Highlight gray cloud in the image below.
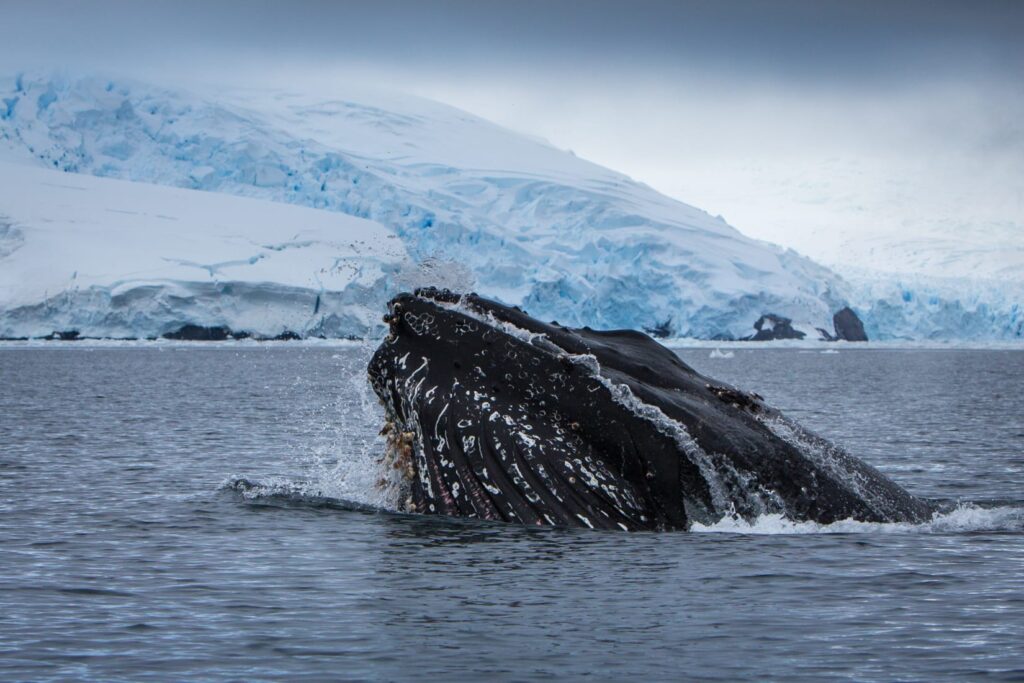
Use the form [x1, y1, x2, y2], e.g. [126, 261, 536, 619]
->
[3, 0, 1022, 87]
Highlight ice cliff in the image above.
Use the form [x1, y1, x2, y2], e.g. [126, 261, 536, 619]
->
[0, 161, 407, 339]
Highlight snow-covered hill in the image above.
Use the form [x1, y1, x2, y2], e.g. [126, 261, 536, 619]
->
[0, 72, 1016, 341]
[0, 73, 854, 340]
[0, 161, 407, 339]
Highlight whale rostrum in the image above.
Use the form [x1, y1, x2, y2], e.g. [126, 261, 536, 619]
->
[367, 288, 934, 531]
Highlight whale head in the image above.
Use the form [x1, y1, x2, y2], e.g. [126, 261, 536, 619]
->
[367, 288, 933, 530]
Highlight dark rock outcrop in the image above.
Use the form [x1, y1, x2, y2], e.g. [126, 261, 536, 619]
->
[162, 324, 233, 341]
[833, 307, 868, 341]
[745, 314, 805, 341]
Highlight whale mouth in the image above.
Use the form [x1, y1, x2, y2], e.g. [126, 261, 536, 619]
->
[367, 288, 935, 531]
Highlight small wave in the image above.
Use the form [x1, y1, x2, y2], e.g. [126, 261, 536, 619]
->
[220, 476, 314, 498]
[690, 503, 1023, 535]
[218, 476, 382, 513]
[220, 479, 1022, 536]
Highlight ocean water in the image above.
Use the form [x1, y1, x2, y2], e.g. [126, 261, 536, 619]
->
[1, 345, 1022, 681]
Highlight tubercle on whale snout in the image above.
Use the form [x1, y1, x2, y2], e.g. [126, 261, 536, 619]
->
[368, 290, 936, 531]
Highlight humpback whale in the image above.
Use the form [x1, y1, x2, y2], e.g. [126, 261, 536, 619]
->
[368, 288, 934, 531]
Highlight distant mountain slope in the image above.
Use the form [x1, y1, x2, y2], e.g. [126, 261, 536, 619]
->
[0, 73, 852, 339]
[0, 161, 406, 339]
[711, 162, 1024, 340]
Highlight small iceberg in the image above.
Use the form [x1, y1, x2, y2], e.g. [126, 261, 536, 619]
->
[709, 348, 735, 359]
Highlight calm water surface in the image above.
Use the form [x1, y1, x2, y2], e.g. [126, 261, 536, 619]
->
[1, 345, 1022, 681]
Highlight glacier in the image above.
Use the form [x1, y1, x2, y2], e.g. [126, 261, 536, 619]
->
[0, 73, 857, 340]
[0, 161, 410, 339]
[0, 72, 1017, 341]
[842, 269, 1023, 342]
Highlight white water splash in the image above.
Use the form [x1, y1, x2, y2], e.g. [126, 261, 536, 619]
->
[435, 295, 551, 346]
[252, 341, 403, 512]
[394, 257, 477, 295]
[559, 352, 783, 521]
[310, 348, 403, 511]
[756, 413, 878, 510]
[690, 503, 1024, 535]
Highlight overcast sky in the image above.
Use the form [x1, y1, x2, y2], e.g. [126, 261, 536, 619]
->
[4, 0, 1022, 274]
